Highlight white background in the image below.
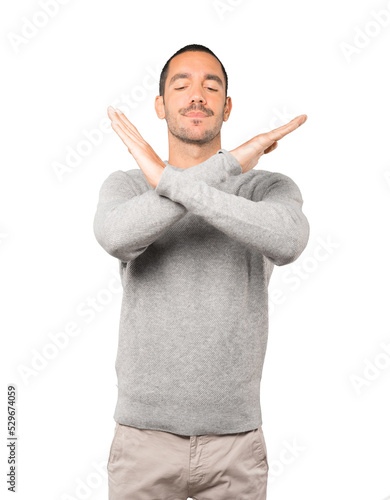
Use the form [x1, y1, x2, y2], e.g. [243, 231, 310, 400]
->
[1, 0, 390, 499]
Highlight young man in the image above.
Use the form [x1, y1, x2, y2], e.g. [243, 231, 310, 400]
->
[93, 44, 309, 499]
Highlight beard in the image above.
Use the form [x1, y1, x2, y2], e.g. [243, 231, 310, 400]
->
[164, 108, 224, 145]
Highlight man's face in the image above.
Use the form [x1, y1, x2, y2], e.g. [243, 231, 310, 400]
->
[157, 51, 231, 145]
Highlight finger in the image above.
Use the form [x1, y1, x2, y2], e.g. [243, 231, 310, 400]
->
[110, 118, 136, 151]
[267, 114, 307, 142]
[115, 108, 142, 136]
[107, 106, 142, 139]
[107, 106, 120, 121]
[272, 114, 307, 138]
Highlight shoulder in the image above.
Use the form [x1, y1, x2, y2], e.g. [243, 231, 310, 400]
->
[100, 168, 150, 193]
[123, 168, 150, 185]
[249, 168, 298, 185]
[246, 169, 303, 202]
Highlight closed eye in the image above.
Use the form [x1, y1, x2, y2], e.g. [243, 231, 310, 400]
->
[175, 87, 218, 91]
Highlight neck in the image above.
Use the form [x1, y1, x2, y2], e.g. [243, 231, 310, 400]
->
[167, 132, 222, 169]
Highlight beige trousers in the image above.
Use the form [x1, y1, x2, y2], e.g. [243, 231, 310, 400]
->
[107, 422, 269, 499]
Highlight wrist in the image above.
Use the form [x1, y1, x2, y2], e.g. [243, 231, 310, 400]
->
[152, 167, 165, 190]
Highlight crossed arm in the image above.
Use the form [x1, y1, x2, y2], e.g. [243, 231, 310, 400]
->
[93, 107, 309, 265]
[93, 149, 243, 261]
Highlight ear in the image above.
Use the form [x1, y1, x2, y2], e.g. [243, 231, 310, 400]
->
[155, 95, 165, 119]
[223, 96, 232, 122]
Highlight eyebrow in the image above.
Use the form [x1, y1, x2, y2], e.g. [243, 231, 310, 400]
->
[168, 72, 223, 88]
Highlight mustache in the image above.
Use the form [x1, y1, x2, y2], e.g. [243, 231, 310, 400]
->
[182, 106, 213, 116]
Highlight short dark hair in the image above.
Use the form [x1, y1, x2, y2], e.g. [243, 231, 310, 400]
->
[159, 44, 228, 101]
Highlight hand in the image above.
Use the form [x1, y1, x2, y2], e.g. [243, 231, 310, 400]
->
[107, 106, 165, 188]
[229, 114, 307, 173]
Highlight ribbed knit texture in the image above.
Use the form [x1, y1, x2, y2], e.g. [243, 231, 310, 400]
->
[93, 149, 310, 435]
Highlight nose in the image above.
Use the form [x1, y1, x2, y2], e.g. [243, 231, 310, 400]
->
[189, 89, 206, 105]
[191, 95, 205, 103]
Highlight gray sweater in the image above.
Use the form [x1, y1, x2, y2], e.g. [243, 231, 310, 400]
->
[93, 149, 310, 436]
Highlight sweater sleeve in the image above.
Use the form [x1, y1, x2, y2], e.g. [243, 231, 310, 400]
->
[155, 166, 310, 266]
[93, 149, 242, 262]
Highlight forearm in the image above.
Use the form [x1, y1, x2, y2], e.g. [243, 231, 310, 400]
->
[155, 167, 310, 266]
[93, 149, 242, 261]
